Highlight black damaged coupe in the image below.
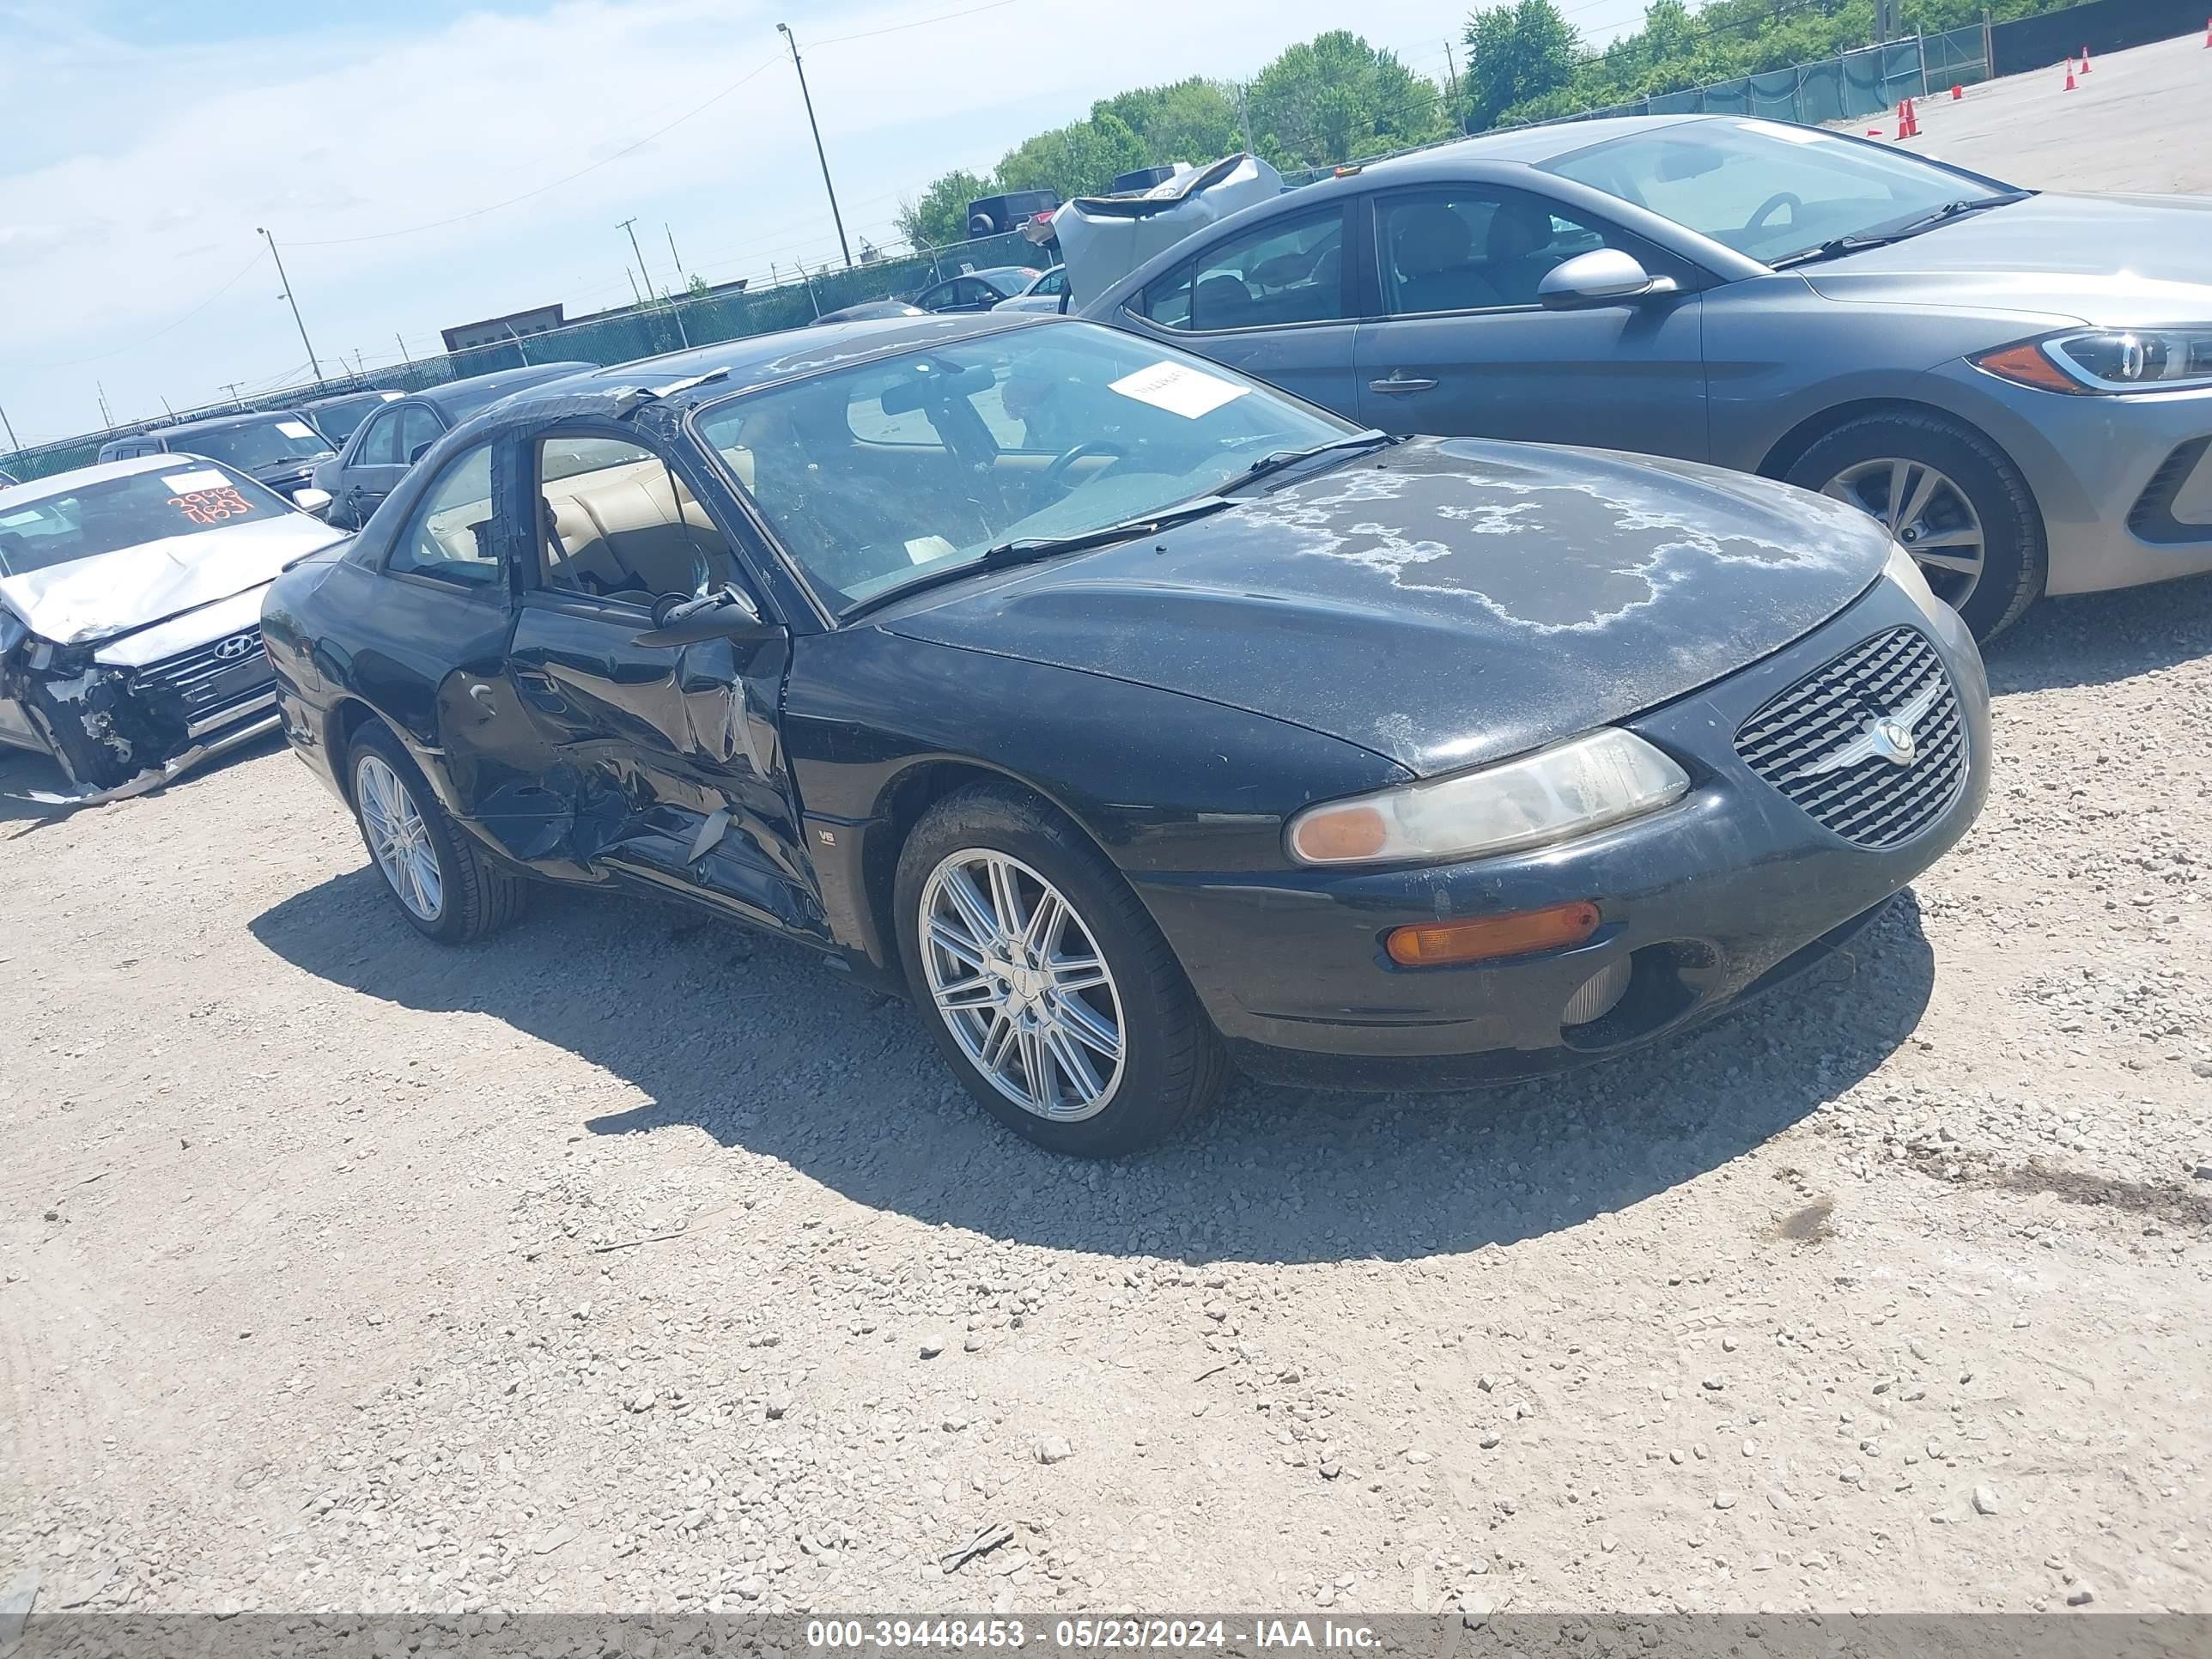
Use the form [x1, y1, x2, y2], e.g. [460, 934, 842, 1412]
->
[262, 314, 1990, 1155]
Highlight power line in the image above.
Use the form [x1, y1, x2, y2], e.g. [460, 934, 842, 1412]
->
[810, 0, 1024, 48]
[22, 247, 266, 370]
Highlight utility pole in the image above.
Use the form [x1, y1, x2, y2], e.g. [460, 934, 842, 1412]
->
[1443, 40, 1468, 134]
[617, 217, 656, 300]
[352, 349, 367, 376]
[160, 395, 176, 417]
[222, 381, 244, 407]
[96, 381, 114, 428]
[776, 23, 854, 270]
[665, 223, 688, 287]
[258, 227, 326, 386]
[1236, 82, 1255, 154]
[626, 266, 645, 309]
[0, 399, 21, 453]
[394, 333, 413, 367]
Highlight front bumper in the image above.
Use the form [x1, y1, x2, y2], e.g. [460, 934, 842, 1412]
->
[1929, 362, 2212, 596]
[1128, 574, 1990, 1090]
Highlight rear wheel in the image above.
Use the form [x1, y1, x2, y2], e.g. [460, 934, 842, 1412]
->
[347, 723, 524, 943]
[894, 784, 1227, 1157]
[1786, 411, 2045, 641]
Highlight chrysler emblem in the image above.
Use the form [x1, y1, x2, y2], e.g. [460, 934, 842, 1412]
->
[1869, 716, 1917, 767]
[1800, 682, 1942, 776]
[213, 632, 260, 662]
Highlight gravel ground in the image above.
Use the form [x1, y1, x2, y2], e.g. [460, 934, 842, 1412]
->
[3, 569, 2209, 1619]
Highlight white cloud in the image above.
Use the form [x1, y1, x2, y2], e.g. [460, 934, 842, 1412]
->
[1, 0, 1468, 441]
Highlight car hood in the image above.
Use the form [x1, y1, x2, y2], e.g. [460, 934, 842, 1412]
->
[0, 512, 348, 649]
[880, 437, 1889, 776]
[1801, 193, 2212, 326]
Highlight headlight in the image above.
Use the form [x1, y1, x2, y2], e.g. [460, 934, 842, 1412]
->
[1974, 327, 2212, 394]
[1287, 728, 1689, 867]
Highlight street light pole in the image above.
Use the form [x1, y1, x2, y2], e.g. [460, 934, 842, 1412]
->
[258, 227, 326, 386]
[0, 398, 20, 453]
[617, 217, 655, 300]
[776, 22, 854, 270]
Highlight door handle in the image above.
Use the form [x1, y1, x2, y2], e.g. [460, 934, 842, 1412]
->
[1368, 374, 1438, 394]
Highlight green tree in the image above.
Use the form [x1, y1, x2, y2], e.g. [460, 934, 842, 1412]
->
[895, 168, 992, 248]
[996, 112, 1152, 198]
[1095, 77, 1245, 166]
[1246, 31, 1453, 169]
[1461, 0, 1581, 132]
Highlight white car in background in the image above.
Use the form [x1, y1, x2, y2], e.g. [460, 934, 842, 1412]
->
[0, 456, 347, 803]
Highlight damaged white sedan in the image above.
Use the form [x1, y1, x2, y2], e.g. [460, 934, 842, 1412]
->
[0, 456, 348, 802]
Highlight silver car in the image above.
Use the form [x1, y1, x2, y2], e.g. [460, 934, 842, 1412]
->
[1082, 116, 2212, 639]
[994, 265, 1070, 313]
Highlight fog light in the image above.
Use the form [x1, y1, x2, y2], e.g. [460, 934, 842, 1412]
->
[1384, 901, 1601, 967]
[1562, 957, 1632, 1026]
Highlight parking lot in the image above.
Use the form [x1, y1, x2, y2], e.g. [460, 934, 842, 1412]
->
[6, 29, 2212, 1629]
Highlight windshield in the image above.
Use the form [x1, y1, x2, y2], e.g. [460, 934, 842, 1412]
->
[173, 416, 335, 472]
[1545, 118, 2014, 266]
[0, 465, 287, 578]
[309, 393, 398, 445]
[690, 320, 1354, 615]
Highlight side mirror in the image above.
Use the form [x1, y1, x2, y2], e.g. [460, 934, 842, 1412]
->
[633, 586, 778, 647]
[408, 441, 435, 465]
[1538, 249, 1678, 311]
[290, 487, 334, 520]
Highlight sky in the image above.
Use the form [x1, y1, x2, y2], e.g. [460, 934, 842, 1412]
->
[0, 0, 1652, 448]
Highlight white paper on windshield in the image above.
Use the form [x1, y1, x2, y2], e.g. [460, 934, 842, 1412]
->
[163, 468, 230, 494]
[1109, 361, 1249, 421]
[276, 420, 316, 438]
[0, 509, 40, 527]
[904, 534, 958, 566]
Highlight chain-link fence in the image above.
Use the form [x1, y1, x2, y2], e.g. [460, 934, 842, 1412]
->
[2, 228, 1040, 483]
[1571, 27, 1990, 127]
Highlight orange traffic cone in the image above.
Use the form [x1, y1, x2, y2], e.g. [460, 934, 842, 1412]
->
[1951, 83, 1964, 100]
[1896, 99, 1911, 137]
[2080, 44, 2092, 71]
[2063, 58, 2077, 90]
[1866, 126, 1882, 137]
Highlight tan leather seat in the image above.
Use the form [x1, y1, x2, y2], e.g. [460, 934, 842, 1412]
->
[544, 456, 732, 597]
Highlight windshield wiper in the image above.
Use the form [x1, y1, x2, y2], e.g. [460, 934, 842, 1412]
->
[842, 497, 1236, 620]
[1227, 429, 1401, 492]
[1770, 191, 2032, 270]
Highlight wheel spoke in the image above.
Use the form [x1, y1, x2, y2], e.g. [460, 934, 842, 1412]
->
[978, 1012, 1018, 1074]
[1014, 1024, 1049, 1107]
[985, 857, 1025, 940]
[1054, 992, 1123, 1064]
[1048, 956, 1109, 994]
[934, 973, 1000, 1011]
[927, 917, 989, 973]
[1882, 460, 1911, 530]
[1910, 527, 1982, 550]
[1914, 549, 1983, 574]
[1024, 890, 1065, 957]
[939, 868, 1001, 952]
[1897, 464, 1942, 535]
[1044, 1022, 1105, 1104]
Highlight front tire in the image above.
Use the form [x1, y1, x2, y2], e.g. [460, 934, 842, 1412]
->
[347, 723, 524, 944]
[893, 783, 1227, 1157]
[1786, 410, 2045, 641]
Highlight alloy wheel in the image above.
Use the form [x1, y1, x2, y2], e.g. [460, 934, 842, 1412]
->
[918, 850, 1126, 1122]
[356, 753, 445, 922]
[1823, 457, 1985, 609]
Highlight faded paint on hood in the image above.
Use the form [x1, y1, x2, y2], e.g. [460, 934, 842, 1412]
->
[0, 512, 347, 648]
[880, 437, 1889, 776]
[1802, 193, 2212, 327]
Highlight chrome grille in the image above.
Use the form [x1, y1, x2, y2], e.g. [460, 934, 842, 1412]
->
[137, 627, 270, 716]
[1734, 626, 1966, 850]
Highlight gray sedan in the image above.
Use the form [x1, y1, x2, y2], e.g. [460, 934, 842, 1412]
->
[1081, 116, 2212, 639]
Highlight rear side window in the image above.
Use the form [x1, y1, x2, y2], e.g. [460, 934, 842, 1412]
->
[357, 410, 403, 467]
[388, 441, 501, 588]
[1136, 208, 1347, 333]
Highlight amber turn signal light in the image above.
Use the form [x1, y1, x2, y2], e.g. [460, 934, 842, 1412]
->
[1971, 341, 2083, 394]
[1385, 901, 1601, 967]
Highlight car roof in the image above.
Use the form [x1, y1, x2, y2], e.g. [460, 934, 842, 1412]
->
[303, 387, 400, 409]
[0, 454, 185, 505]
[513, 313, 1042, 409]
[159, 408, 311, 438]
[1367, 113, 1703, 170]
[409, 361, 597, 410]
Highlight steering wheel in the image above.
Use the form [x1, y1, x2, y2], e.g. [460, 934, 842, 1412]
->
[1745, 191, 1803, 234]
[1040, 439, 1129, 494]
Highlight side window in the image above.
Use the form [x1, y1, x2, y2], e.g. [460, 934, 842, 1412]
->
[1137, 260, 1195, 330]
[1377, 188, 1676, 315]
[535, 435, 737, 603]
[388, 441, 502, 588]
[1036, 269, 1065, 296]
[1166, 209, 1349, 333]
[357, 410, 402, 467]
[916, 281, 953, 310]
[398, 405, 443, 465]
